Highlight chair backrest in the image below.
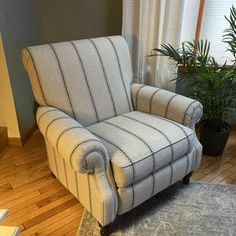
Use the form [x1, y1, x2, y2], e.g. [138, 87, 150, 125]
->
[22, 36, 133, 126]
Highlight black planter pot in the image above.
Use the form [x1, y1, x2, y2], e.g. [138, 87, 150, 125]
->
[200, 120, 231, 156]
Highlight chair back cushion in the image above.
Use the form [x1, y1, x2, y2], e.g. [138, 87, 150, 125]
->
[22, 36, 133, 126]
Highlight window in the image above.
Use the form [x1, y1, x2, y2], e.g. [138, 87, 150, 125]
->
[180, 0, 236, 65]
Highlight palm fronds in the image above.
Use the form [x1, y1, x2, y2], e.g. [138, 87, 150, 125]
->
[149, 5, 236, 126]
[223, 5, 236, 62]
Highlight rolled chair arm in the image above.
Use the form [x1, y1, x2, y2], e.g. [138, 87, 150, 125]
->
[131, 83, 203, 129]
[36, 106, 109, 174]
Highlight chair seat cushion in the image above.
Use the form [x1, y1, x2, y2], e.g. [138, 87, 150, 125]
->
[87, 111, 194, 187]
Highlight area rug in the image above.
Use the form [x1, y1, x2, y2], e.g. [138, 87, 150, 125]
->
[77, 182, 236, 236]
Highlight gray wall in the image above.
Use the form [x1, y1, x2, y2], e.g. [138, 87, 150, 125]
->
[35, 0, 122, 44]
[0, 0, 38, 137]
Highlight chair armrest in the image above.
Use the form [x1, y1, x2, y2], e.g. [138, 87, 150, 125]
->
[36, 106, 109, 174]
[131, 83, 203, 128]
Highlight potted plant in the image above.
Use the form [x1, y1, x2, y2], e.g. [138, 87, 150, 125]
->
[149, 6, 236, 156]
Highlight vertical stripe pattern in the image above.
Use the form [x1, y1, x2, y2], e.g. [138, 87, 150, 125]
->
[149, 89, 160, 113]
[89, 39, 117, 116]
[52, 148, 59, 178]
[165, 94, 178, 118]
[182, 101, 197, 124]
[70, 41, 99, 123]
[103, 120, 156, 197]
[24, 36, 133, 127]
[121, 114, 175, 186]
[185, 154, 190, 175]
[87, 110, 193, 189]
[49, 44, 76, 118]
[131, 84, 203, 129]
[26, 48, 47, 104]
[87, 174, 92, 214]
[63, 158, 69, 188]
[75, 172, 80, 200]
[156, 115, 191, 153]
[90, 132, 136, 209]
[23, 36, 204, 225]
[106, 36, 132, 111]
[135, 85, 145, 109]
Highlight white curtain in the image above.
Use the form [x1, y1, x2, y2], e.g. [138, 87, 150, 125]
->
[122, 0, 185, 91]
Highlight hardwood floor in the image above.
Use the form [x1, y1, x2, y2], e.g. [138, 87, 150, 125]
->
[0, 131, 82, 235]
[0, 130, 235, 235]
[192, 131, 236, 184]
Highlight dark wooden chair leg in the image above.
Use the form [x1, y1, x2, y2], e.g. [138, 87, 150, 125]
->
[99, 223, 112, 236]
[183, 171, 193, 185]
[99, 217, 118, 236]
[51, 171, 56, 179]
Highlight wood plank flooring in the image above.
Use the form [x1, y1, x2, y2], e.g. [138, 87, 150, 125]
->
[192, 131, 236, 184]
[0, 130, 235, 235]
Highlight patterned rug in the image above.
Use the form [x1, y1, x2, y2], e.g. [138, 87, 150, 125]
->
[77, 182, 236, 236]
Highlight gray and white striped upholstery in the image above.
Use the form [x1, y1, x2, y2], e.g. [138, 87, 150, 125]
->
[36, 106, 118, 226]
[22, 36, 203, 226]
[87, 111, 194, 187]
[131, 83, 203, 129]
[22, 36, 133, 127]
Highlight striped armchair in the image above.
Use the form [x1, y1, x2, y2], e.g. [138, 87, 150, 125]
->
[22, 36, 203, 229]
